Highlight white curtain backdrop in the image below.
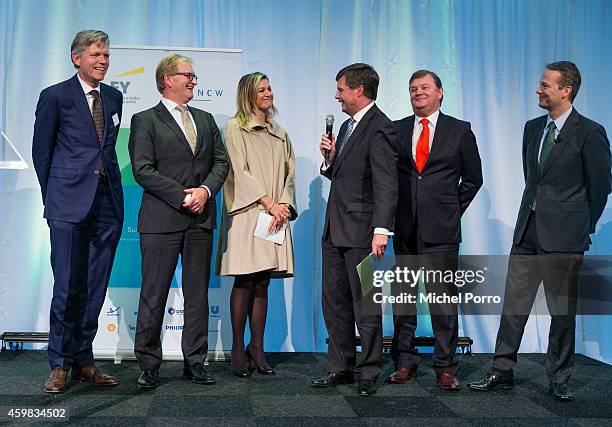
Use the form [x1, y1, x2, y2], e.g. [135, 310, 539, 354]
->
[1, 0, 611, 361]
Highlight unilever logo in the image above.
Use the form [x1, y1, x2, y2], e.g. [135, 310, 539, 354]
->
[210, 305, 220, 318]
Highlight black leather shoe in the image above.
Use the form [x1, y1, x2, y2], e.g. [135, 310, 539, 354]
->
[184, 363, 215, 385]
[245, 348, 275, 375]
[311, 371, 355, 388]
[137, 369, 159, 389]
[357, 379, 377, 397]
[550, 383, 574, 401]
[467, 371, 514, 391]
[231, 350, 251, 378]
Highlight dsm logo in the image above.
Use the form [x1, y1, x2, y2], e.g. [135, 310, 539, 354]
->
[210, 305, 220, 318]
[167, 306, 184, 316]
[107, 306, 120, 317]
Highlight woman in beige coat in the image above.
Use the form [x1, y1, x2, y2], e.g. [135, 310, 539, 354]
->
[216, 72, 297, 377]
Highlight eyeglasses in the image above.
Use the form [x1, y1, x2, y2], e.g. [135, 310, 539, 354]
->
[173, 72, 198, 81]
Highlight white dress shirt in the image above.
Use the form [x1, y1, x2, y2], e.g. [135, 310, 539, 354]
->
[77, 74, 100, 113]
[161, 97, 198, 139]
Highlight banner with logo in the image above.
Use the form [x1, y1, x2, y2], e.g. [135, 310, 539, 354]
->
[93, 46, 241, 361]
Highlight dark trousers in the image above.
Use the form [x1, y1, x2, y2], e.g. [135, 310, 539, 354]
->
[134, 222, 213, 370]
[391, 216, 459, 374]
[47, 180, 122, 370]
[493, 211, 581, 383]
[322, 236, 383, 381]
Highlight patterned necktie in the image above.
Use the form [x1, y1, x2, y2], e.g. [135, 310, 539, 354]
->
[539, 121, 557, 170]
[415, 118, 429, 173]
[90, 90, 106, 176]
[90, 90, 104, 143]
[176, 104, 197, 153]
[337, 118, 356, 156]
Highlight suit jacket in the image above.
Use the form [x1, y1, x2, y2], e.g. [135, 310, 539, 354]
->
[128, 101, 229, 233]
[394, 112, 482, 244]
[514, 108, 611, 252]
[322, 104, 398, 248]
[32, 74, 124, 222]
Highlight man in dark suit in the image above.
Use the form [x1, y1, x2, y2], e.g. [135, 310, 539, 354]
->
[468, 61, 611, 401]
[32, 30, 124, 393]
[388, 70, 482, 391]
[129, 54, 228, 389]
[312, 63, 398, 397]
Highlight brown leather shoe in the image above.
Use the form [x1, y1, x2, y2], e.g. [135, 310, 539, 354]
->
[72, 365, 119, 386]
[436, 372, 460, 391]
[44, 368, 68, 393]
[387, 367, 417, 384]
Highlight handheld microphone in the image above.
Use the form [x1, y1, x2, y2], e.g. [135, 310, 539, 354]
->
[325, 114, 334, 160]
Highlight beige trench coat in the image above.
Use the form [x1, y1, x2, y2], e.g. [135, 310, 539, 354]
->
[215, 116, 297, 277]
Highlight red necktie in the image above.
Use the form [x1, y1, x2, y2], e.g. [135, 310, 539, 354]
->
[415, 118, 429, 173]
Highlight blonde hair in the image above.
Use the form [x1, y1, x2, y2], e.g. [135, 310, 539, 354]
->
[235, 72, 277, 129]
[155, 53, 192, 94]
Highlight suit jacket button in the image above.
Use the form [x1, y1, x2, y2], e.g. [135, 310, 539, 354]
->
[417, 175, 422, 180]
[94, 170, 99, 175]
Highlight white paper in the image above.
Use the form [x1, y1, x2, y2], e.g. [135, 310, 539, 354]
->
[112, 113, 120, 126]
[254, 212, 287, 245]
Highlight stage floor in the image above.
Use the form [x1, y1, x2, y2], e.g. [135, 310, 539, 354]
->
[0, 350, 610, 425]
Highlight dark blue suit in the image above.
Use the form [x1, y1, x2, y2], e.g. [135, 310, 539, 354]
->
[32, 74, 123, 370]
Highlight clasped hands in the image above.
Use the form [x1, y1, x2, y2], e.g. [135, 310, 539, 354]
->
[267, 203, 290, 234]
[182, 187, 208, 215]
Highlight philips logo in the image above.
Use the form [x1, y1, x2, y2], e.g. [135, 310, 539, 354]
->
[165, 325, 184, 331]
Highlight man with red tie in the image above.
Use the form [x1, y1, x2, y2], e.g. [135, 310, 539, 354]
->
[388, 70, 482, 390]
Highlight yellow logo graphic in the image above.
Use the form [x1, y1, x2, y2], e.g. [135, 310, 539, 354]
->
[107, 323, 117, 332]
[115, 67, 144, 77]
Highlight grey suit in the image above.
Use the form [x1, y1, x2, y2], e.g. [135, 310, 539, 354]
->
[493, 108, 611, 383]
[129, 101, 228, 369]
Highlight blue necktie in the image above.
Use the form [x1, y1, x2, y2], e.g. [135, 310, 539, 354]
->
[337, 118, 356, 155]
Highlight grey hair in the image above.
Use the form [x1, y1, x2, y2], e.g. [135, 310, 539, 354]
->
[70, 30, 109, 68]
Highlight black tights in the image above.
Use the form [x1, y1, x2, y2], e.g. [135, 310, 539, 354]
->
[230, 271, 271, 369]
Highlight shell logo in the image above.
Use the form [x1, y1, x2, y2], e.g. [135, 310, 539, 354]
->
[107, 323, 117, 332]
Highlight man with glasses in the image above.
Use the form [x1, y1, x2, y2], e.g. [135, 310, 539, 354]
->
[129, 53, 228, 389]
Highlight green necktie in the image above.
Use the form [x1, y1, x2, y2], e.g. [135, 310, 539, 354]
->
[539, 121, 557, 170]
